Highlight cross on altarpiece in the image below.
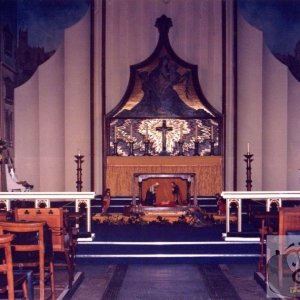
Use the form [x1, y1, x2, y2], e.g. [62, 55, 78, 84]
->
[156, 120, 173, 156]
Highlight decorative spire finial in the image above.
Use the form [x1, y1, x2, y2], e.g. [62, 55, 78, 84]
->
[155, 15, 173, 36]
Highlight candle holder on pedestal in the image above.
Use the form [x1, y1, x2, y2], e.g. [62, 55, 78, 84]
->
[0, 139, 7, 191]
[111, 140, 119, 156]
[178, 140, 184, 156]
[194, 141, 200, 156]
[210, 139, 215, 156]
[128, 141, 135, 156]
[244, 152, 253, 191]
[0, 139, 7, 163]
[74, 153, 84, 192]
[143, 140, 151, 156]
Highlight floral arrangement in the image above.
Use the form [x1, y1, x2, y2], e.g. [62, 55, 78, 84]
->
[92, 207, 213, 227]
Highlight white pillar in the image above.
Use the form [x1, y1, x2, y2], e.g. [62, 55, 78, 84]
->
[64, 9, 91, 191]
[262, 44, 288, 190]
[237, 14, 263, 190]
[38, 46, 65, 191]
[287, 72, 300, 189]
[15, 72, 40, 190]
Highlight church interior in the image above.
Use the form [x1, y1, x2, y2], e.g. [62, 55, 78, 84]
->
[1, 0, 300, 298]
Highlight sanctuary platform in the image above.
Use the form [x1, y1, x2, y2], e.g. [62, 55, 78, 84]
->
[77, 198, 259, 267]
[76, 221, 260, 266]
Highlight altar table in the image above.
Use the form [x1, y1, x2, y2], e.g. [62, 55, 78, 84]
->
[106, 156, 222, 197]
[221, 191, 300, 233]
[0, 192, 96, 232]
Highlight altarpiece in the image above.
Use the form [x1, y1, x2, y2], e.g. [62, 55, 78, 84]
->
[105, 15, 223, 203]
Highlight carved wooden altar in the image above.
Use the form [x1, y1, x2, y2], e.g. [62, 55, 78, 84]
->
[106, 156, 222, 197]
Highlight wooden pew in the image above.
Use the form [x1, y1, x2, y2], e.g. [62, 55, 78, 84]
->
[257, 207, 300, 276]
[14, 208, 77, 288]
[279, 206, 300, 235]
[271, 207, 300, 292]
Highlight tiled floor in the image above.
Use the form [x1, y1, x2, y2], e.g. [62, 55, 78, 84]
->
[70, 263, 267, 300]
[118, 265, 209, 300]
[71, 219, 266, 299]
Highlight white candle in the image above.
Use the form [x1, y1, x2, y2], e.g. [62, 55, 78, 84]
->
[130, 125, 133, 139]
[195, 126, 198, 139]
[180, 125, 183, 139]
[211, 126, 214, 140]
[247, 143, 250, 154]
[78, 149, 81, 156]
[114, 126, 117, 142]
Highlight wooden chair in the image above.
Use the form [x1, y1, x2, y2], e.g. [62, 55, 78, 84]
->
[254, 211, 279, 274]
[0, 221, 55, 300]
[15, 208, 77, 288]
[0, 234, 29, 299]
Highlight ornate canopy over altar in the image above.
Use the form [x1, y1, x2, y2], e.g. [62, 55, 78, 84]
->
[104, 15, 223, 197]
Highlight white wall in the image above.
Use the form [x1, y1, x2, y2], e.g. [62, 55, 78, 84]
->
[14, 72, 40, 189]
[287, 73, 300, 190]
[64, 9, 91, 191]
[15, 9, 91, 192]
[237, 14, 263, 190]
[38, 45, 65, 191]
[262, 44, 288, 190]
[237, 12, 300, 191]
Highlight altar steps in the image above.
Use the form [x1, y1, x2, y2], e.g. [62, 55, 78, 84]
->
[74, 197, 272, 265]
[76, 241, 260, 265]
[76, 223, 260, 265]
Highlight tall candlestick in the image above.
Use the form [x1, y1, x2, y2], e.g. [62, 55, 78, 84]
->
[180, 125, 183, 140]
[244, 151, 253, 191]
[211, 126, 214, 140]
[75, 152, 84, 191]
[145, 124, 148, 140]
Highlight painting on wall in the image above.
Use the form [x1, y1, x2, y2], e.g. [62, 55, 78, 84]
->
[239, 0, 300, 82]
[0, 0, 91, 87]
[114, 55, 214, 119]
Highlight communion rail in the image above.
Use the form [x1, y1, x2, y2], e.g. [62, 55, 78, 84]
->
[221, 191, 300, 233]
[0, 192, 96, 232]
